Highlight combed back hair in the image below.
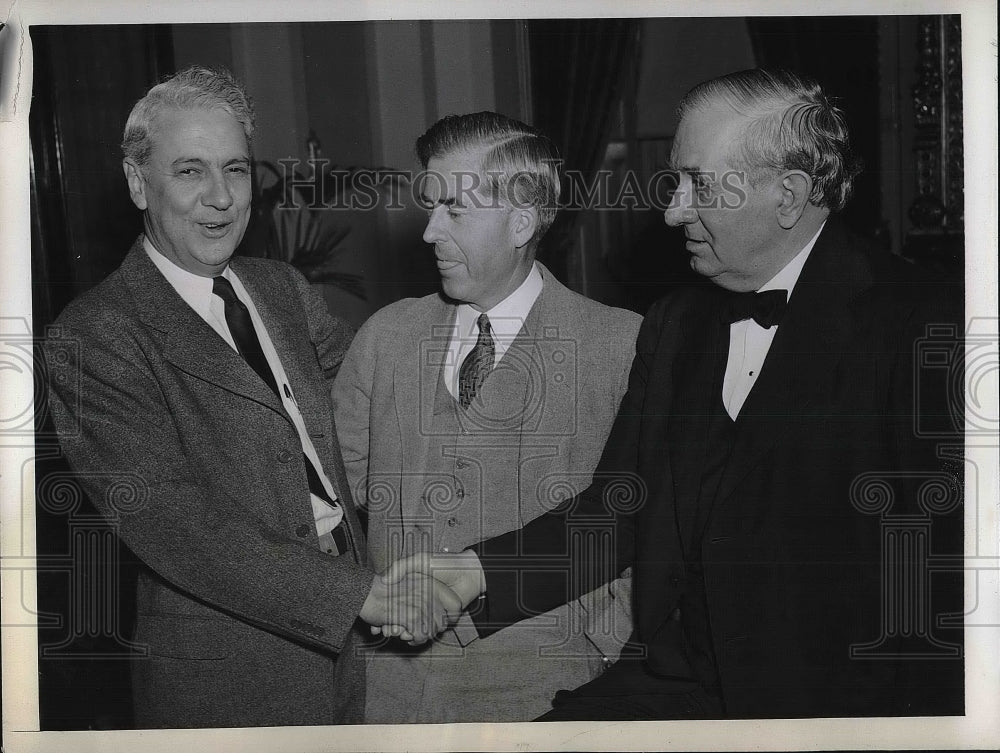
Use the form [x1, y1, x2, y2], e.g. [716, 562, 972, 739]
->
[416, 111, 562, 242]
[678, 69, 860, 212]
[121, 65, 254, 166]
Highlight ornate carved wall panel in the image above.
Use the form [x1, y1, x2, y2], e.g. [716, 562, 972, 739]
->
[905, 15, 964, 271]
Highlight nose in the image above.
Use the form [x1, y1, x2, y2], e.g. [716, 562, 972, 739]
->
[202, 169, 234, 211]
[422, 205, 446, 244]
[663, 174, 697, 227]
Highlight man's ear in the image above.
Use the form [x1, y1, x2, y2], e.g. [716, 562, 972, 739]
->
[123, 159, 148, 211]
[775, 170, 812, 229]
[510, 205, 538, 249]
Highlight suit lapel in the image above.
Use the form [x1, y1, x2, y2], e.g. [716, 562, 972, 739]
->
[481, 277, 545, 429]
[232, 258, 328, 432]
[420, 298, 458, 419]
[713, 222, 872, 507]
[121, 242, 285, 413]
[473, 267, 576, 437]
[234, 258, 367, 562]
[665, 288, 731, 557]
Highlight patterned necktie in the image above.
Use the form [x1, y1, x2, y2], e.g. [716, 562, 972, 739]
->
[458, 313, 495, 409]
[212, 276, 280, 398]
[720, 289, 788, 329]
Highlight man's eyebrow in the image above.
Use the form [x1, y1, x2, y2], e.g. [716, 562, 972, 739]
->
[168, 156, 250, 167]
[418, 193, 458, 207]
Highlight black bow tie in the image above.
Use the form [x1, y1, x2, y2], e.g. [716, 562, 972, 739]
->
[720, 289, 788, 328]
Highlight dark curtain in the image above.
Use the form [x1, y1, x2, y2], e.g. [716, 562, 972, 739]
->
[527, 19, 642, 278]
[30, 25, 174, 730]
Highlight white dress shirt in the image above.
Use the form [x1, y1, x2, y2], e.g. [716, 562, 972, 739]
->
[722, 222, 826, 419]
[443, 263, 544, 399]
[144, 238, 344, 539]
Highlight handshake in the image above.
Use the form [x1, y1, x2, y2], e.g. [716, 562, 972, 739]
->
[358, 550, 487, 644]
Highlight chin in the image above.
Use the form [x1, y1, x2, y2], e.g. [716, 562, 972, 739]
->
[197, 244, 238, 265]
[689, 257, 719, 278]
[440, 276, 471, 299]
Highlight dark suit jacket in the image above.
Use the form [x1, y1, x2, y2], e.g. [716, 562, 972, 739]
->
[44, 238, 371, 728]
[472, 221, 964, 718]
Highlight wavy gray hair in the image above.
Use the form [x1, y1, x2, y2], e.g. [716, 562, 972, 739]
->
[121, 65, 254, 166]
[678, 69, 861, 212]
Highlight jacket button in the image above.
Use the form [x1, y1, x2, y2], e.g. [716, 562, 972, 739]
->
[446, 517, 458, 527]
[278, 450, 294, 463]
[455, 459, 469, 469]
[455, 487, 465, 499]
[295, 524, 311, 538]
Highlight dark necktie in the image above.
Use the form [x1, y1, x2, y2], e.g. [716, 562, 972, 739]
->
[212, 276, 351, 557]
[720, 289, 788, 329]
[212, 276, 281, 398]
[458, 313, 495, 409]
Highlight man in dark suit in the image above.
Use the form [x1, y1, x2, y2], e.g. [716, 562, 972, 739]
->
[43, 65, 459, 728]
[387, 69, 964, 720]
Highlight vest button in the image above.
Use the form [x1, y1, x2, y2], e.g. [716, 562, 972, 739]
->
[278, 450, 293, 463]
[455, 459, 469, 470]
[295, 524, 311, 538]
[455, 487, 465, 499]
[446, 517, 458, 527]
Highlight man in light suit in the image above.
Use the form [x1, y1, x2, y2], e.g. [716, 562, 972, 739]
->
[333, 112, 641, 722]
[43, 66, 459, 729]
[390, 70, 964, 719]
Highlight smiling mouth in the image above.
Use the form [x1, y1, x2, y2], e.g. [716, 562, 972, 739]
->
[199, 222, 232, 237]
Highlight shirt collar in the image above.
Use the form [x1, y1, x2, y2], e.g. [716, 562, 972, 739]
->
[143, 235, 231, 317]
[758, 220, 826, 299]
[455, 262, 544, 344]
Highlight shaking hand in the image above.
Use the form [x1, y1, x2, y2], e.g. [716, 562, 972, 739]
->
[359, 570, 463, 644]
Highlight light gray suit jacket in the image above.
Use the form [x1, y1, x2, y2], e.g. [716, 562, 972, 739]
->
[333, 264, 641, 722]
[44, 238, 370, 728]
